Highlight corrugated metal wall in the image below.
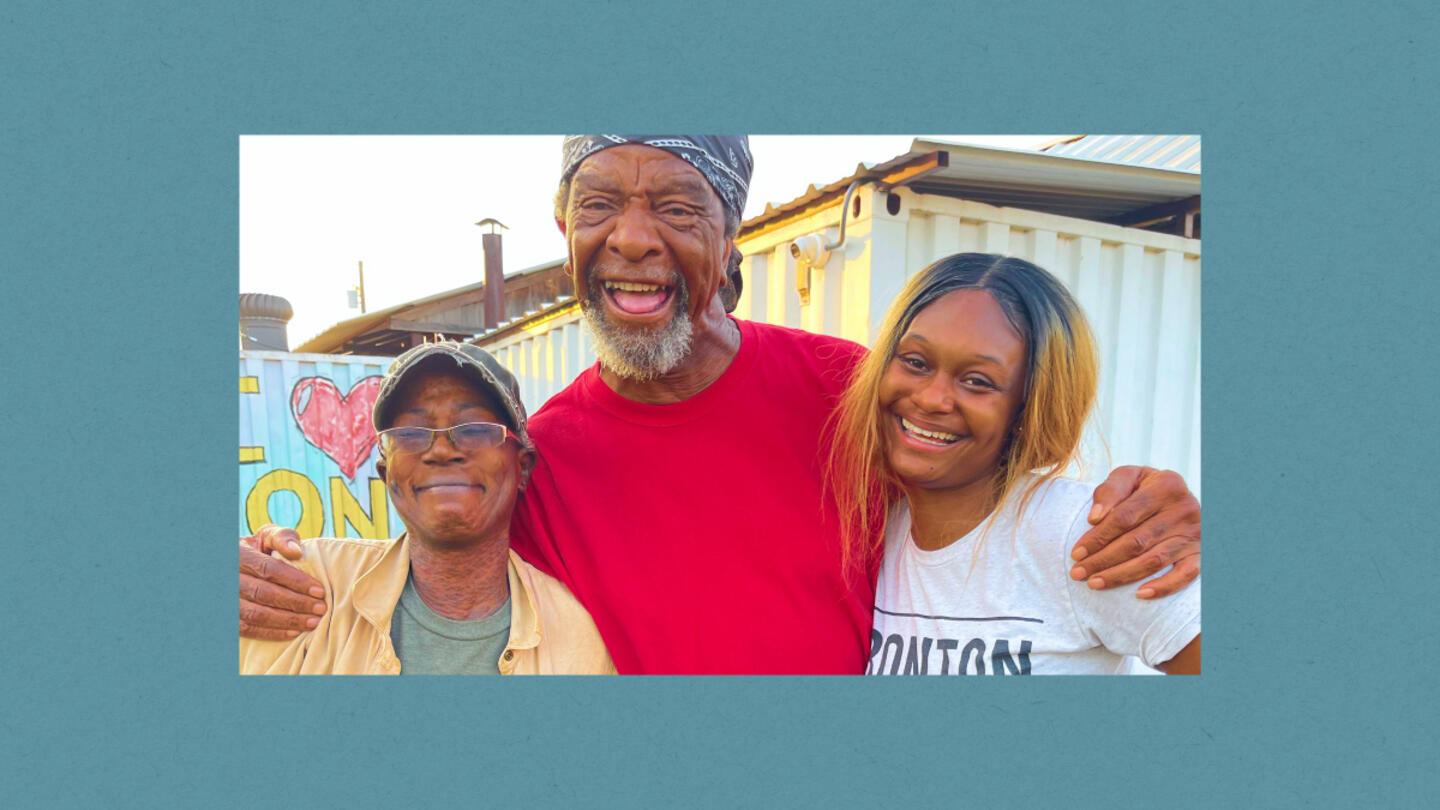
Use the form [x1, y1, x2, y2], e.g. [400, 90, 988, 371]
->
[240, 350, 396, 538]
[485, 186, 1201, 499]
[487, 311, 594, 417]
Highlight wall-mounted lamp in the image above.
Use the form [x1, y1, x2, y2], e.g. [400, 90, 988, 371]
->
[790, 233, 832, 305]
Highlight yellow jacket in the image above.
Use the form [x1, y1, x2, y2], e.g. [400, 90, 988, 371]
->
[240, 535, 614, 675]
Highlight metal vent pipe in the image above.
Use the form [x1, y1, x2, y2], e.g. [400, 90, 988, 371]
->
[239, 293, 294, 351]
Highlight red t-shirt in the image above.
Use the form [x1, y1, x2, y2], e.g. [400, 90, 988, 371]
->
[510, 318, 875, 674]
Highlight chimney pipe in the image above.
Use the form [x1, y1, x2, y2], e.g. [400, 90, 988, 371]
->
[476, 218, 508, 330]
[482, 233, 503, 329]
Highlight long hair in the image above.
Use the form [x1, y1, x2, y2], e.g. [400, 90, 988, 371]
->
[827, 253, 1099, 577]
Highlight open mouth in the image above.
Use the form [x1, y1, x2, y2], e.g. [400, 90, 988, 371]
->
[602, 280, 675, 316]
[899, 416, 962, 447]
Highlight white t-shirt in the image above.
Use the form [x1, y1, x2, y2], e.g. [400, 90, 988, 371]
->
[869, 477, 1200, 675]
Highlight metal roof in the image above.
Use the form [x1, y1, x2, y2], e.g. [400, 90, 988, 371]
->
[738, 137, 1200, 237]
[294, 257, 567, 355]
[1040, 134, 1201, 171]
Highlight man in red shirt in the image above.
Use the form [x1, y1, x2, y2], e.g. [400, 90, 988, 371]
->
[240, 136, 1202, 673]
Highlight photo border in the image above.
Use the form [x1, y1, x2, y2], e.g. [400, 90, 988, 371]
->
[5, 0, 1433, 805]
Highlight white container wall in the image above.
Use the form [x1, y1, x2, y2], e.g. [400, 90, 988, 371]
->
[489, 311, 593, 412]
[486, 186, 1201, 499]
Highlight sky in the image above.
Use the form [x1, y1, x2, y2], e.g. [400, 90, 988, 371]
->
[239, 135, 1069, 345]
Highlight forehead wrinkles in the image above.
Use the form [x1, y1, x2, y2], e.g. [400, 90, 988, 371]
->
[574, 152, 718, 205]
[571, 166, 621, 194]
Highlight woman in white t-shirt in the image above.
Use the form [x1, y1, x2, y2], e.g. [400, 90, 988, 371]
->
[829, 253, 1200, 675]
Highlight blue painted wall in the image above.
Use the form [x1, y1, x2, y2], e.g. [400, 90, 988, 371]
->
[239, 350, 397, 539]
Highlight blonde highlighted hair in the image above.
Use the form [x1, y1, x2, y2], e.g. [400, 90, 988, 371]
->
[827, 253, 1100, 577]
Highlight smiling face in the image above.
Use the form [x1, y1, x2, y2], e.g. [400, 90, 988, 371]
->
[877, 289, 1028, 497]
[560, 144, 732, 378]
[375, 365, 533, 549]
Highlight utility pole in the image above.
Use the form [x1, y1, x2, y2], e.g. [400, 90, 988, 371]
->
[356, 260, 367, 313]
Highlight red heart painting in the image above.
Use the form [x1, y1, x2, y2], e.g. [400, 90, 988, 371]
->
[290, 376, 384, 480]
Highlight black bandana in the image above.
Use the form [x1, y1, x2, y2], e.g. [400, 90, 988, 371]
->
[559, 135, 753, 222]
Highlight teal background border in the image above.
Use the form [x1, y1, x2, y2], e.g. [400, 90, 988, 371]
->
[4, 1, 1437, 806]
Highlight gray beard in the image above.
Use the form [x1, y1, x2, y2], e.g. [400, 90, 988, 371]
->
[581, 277, 693, 381]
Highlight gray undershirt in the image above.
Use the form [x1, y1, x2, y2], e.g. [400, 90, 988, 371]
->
[389, 572, 511, 675]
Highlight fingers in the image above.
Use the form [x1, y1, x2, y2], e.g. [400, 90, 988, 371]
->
[239, 620, 302, 641]
[1083, 465, 1145, 525]
[1072, 535, 1198, 592]
[1071, 469, 1194, 564]
[253, 524, 303, 560]
[239, 543, 327, 639]
[240, 567, 327, 615]
[1135, 553, 1200, 600]
[240, 575, 327, 639]
[1069, 468, 1200, 595]
[1070, 487, 1166, 569]
[1070, 499, 1170, 578]
[239, 545, 325, 602]
[239, 587, 323, 630]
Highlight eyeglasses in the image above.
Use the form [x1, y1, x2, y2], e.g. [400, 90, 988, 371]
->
[377, 421, 516, 455]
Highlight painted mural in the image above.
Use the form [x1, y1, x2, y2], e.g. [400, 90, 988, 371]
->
[240, 350, 397, 540]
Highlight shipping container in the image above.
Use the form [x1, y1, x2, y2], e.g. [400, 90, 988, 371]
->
[239, 350, 396, 538]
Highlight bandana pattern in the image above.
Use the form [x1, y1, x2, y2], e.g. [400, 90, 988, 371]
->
[560, 135, 753, 221]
